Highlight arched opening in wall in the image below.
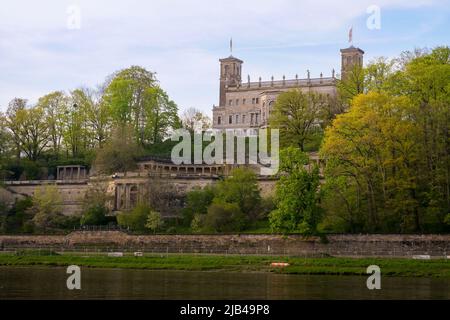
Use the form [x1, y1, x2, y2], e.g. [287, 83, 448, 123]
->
[119, 185, 126, 210]
[130, 185, 138, 208]
[187, 167, 195, 174]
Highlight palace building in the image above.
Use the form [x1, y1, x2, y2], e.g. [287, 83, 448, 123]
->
[212, 45, 364, 135]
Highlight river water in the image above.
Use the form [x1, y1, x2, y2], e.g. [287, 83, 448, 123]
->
[0, 266, 449, 299]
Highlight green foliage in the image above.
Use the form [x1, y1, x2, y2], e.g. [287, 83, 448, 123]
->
[269, 147, 322, 234]
[29, 185, 63, 231]
[145, 210, 163, 233]
[182, 186, 215, 225]
[81, 205, 108, 226]
[203, 201, 247, 233]
[117, 203, 151, 232]
[93, 125, 141, 174]
[183, 168, 263, 233]
[269, 90, 329, 151]
[190, 214, 205, 233]
[104, 66, 180, 146]
[80, 182, 111, 226]
[214, 168, 261, 220]
[321, 46, 450, 233]
[2, 197, 34, 233]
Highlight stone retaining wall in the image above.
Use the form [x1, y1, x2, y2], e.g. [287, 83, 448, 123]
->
[1, 232, 450, 258]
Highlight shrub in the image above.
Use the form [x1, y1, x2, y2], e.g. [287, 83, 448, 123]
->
[81, 205, 108, 226]
[145, 210, 163, 233]
[203, 201, 247, 233]
[117, 203, 150, 232]
[182, 186, 214, 225]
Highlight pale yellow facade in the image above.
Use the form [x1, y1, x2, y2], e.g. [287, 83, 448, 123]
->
[212, 46, 364, 135]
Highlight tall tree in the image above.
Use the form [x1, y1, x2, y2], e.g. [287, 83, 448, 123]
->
[269, 90, 327, 151]
[104, 66, 180, 146]
[181, 107, 212, 133]
[5, 100, 49, 161]
[38, 91, 68, 156]
[269, 147, 322, 234]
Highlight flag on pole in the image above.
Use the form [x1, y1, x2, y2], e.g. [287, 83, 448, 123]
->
[230, 38, 233, 54]
[349, 27, 353, 44]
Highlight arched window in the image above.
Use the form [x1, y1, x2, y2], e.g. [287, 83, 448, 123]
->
[130, 185, 139, 208]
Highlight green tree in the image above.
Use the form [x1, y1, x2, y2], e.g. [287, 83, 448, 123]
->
[269, 90, 327, 151]
[182, 186, 215, 225]
[5, 100, 50, 161]
[93, 125, 141, 175]
[269, 147, 322, 234]
[104, 66, 180, 146]
[214, 168, 261, 221]
[145, 210, 163, 233]
[72, 87, 111, 149]
[203, 201, 246, 233]
[80, 205, 108, 226]
[29, 185, 63, 231]
[38, 91, 68, 156]
[117, 203, 151, 232]
[337, 63, 365, 105]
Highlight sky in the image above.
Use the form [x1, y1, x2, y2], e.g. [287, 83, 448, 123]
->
[0, 0, 449, 116]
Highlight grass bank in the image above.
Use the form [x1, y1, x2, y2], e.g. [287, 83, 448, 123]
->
[0, 252, 449, 278]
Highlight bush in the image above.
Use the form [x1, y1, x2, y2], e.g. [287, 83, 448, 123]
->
[80, 205, 108, 226]
[117, 203, 150, 232]
[145, 210, 163, 233]
[203, 201, 247, 233]
[4, 197, 34, 233]
[182, 186, 215, 225]
[215, 168, 261, 221]
[29, 185, 63, 231]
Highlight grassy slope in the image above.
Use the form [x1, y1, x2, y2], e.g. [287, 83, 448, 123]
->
[0, 253, 449, 278]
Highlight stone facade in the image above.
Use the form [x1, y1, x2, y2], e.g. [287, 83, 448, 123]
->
[212, 46, 364, 135]
[2, 181, 89, 215]
[1, 231, 449, 258]
[1, 160, 277, 216]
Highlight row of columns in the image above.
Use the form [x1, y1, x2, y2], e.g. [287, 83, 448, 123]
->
[140, 162, 224, 176]
[57, 166, 86, 181]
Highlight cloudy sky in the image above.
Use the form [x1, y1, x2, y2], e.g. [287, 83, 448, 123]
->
[0, 0, 449, 115]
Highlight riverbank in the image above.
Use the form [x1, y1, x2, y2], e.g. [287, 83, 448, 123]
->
[0, 253, 449, 278]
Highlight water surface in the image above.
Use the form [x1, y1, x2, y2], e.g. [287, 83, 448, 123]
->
[0, 266, 449, 299]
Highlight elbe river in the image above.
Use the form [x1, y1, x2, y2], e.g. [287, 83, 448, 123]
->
[0, 266, 449, 299]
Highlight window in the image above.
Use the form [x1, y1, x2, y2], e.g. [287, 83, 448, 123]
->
[252, 98, 255, 104]
[242, 115, 246, 123]
[243, 99, 246, 105]
[229, 100, 232, 106]
[236, 115, 239, 124]
[218, 116, 221, 125]
[255, 114, 259, 124]
[236, 99, 239, 106]
[255, 98, 259, 104]
[229, 115, 233, 124]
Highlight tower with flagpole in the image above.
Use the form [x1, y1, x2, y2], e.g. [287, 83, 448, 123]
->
[213, 35, 364, 134]
[340, 27, 364, 79]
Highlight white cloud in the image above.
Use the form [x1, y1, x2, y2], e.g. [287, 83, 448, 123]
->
[0, 0, 445, 114]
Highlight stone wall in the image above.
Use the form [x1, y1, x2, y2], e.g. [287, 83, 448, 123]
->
[2, 183, 89, 215]
[1, 232, 449, 258]
[1, 177, 277, 216]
